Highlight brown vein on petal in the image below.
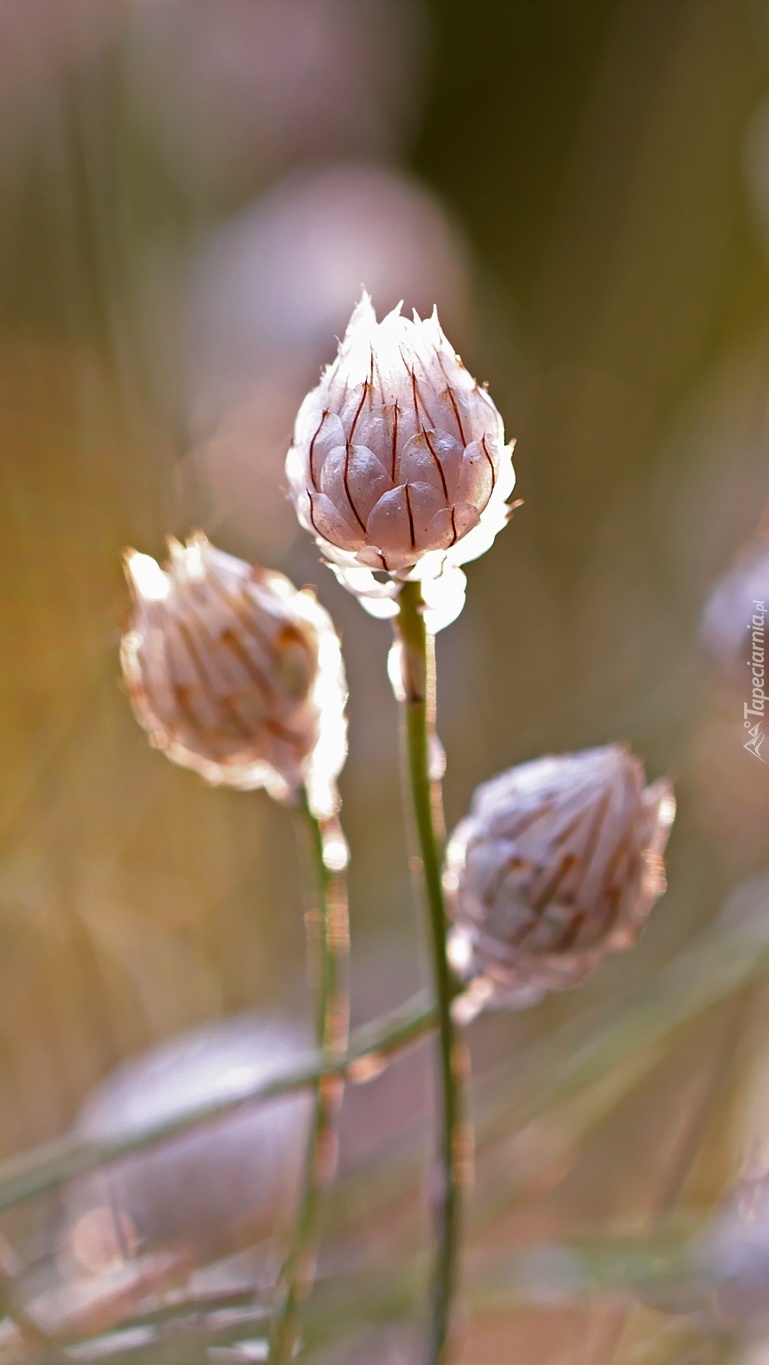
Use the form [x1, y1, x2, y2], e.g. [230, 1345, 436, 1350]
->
[552, 909, 587, 953]
[265, 716, 305, 745]
[423, 429, 449, 499]
[594, 836, 637, 938]
[487, 854, 526, 907]
[172, 682, 207, 739]
[177, 619, 220, 718]
[343, 444, 367, 533]
[405, 361, 438, 445]
[347, 382, 369, 443]
[391, 403, 399, 480]
[578, 791, 611, 878]
[404, 483, 416, 550]
[187, 601, 280, 749]
[160, 632, 193, 737]
[309, 411, 328, 491]
[505, 800, 555, 841]
[445, 384, 466, 445]
[531, 853, 576, 916]
[509, 909, 545, 951]
[308, 491, 323, 540]
[601, 830, 633, 892]
[408, 362, 422, 433]
[552, 805, 592, 847]
[413, 367, 439, 431]
[206, 576, 274, 655]
[218, 693, 258, 741]
[480, 435, 497, 491]
[449, 506, 458, 546]
[220, 627, 273, 699]
[370, 343, 386, 408]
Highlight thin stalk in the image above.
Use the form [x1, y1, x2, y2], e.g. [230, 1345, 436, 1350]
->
[0, 991, 435, 1216]
[3, 897, 769, 1221]
[394, 580, 470, 1365]
[269, 800, 350, 1362]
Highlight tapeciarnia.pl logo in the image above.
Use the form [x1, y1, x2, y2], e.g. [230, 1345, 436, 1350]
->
[744, 598, 767, 762]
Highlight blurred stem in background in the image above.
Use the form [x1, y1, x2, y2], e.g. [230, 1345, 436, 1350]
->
[0, 1233, 67, 1363]
[394, 581, 471, 1365]
[268, 799, 350, 1364]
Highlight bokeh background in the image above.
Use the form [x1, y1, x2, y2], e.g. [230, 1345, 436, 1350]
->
[4, 0, 769, 1360]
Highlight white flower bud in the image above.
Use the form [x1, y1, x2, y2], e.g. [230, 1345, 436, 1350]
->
[445, 745, 675, 1009]
[285, 292, 516, 631]
[67, 1016, 312, 1272]
[121, 533, 347, 819]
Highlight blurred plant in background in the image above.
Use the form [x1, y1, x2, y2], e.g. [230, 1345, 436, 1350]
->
[4, 0, 769, 1361]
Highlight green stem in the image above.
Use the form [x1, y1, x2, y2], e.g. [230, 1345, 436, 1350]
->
[269, 800, 350, 1363]
[0, 991, 436, 1216]
[394, 580, 469, 1365]
[4, 906, 769, 1221]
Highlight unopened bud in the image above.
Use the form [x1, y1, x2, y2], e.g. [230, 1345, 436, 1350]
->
[701, 534, 769, 687]
[445, 745, 675, 1009]
[121, 533, 347, 818]
[285, 292, 516, 631]
[701, 1171, 769, 1336]
[67, 1016, 312, 1272]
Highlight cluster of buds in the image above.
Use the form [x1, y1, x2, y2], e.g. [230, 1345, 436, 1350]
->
[121, 533, 347, 819]
[285, 292, 516, 631]
[445, 745, 675, 1010]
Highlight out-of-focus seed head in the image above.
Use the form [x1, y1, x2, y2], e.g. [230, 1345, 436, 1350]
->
[66, 1016, 312, 1273]
[701, 534, 769, 687]
[285, 292, 516, 631]
[445, 744, 675, 1010]
[121, 533, 347, 819]
[701, 1171, 769, 1336]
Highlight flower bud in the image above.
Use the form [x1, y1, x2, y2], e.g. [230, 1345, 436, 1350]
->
[701, 534, 769, 688]
[66, 1015, 312, 1272]
[121, 533, 347, 818]
[285, 292, 516, 631]
[445, 745, 675, 1009]
[700, 1172, 769, 1336]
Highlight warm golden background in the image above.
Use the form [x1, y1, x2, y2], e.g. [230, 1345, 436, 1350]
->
[3, 1, 769, 1361]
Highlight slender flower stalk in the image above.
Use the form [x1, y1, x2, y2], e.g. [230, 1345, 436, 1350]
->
[393, 579, 470, 1365]
[269, 799, 350, 1363]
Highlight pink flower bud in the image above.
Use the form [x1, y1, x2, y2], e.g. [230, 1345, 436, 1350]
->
[285, 292, 516, 630]
[445, 745, 675, 1009]
[121, 534, 347, 818]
